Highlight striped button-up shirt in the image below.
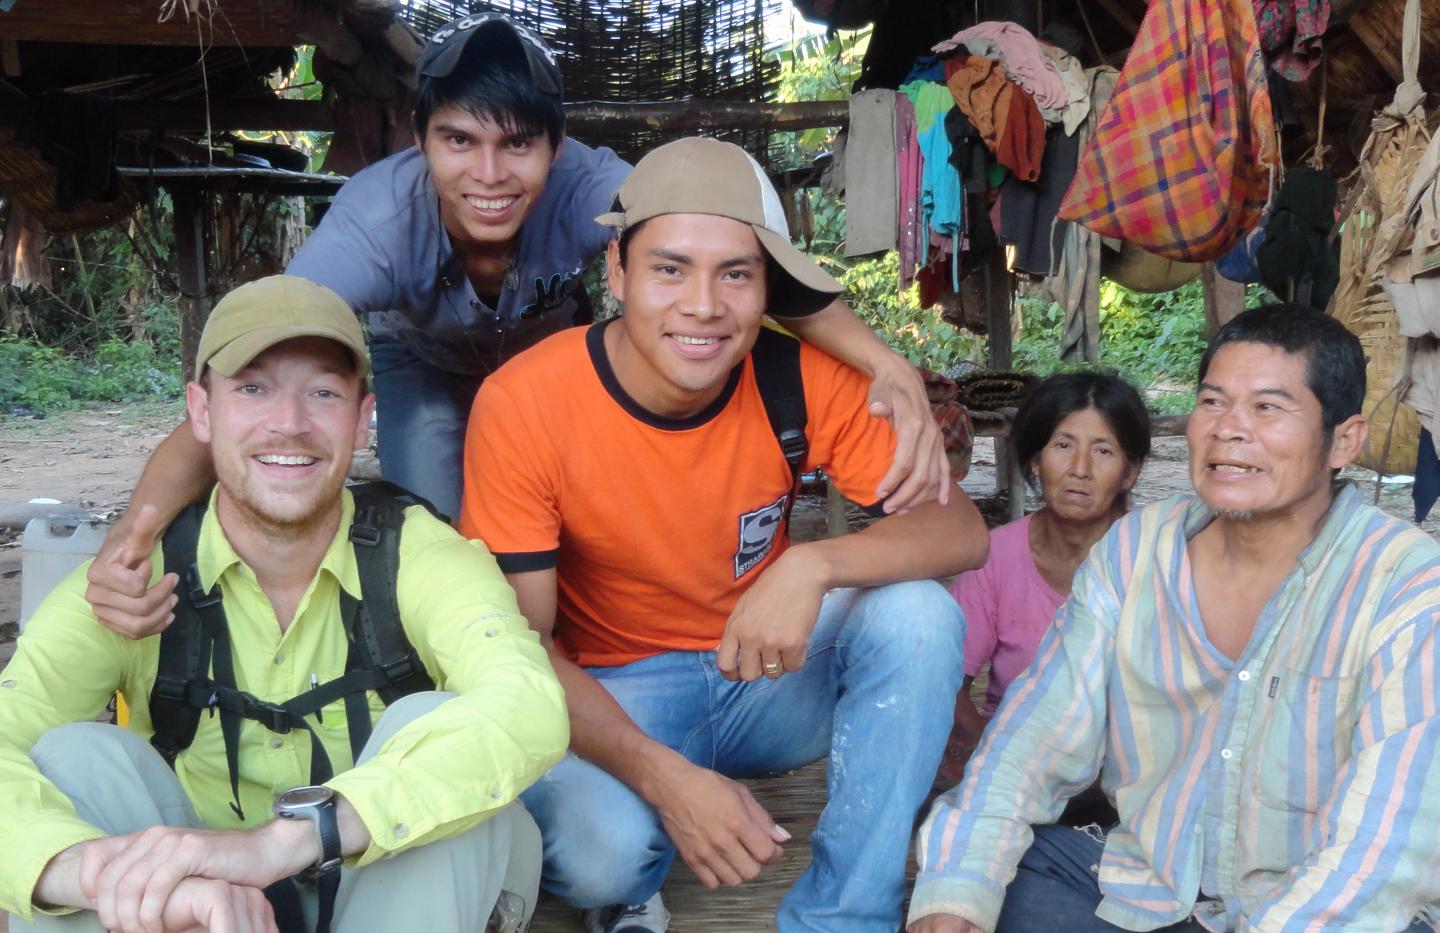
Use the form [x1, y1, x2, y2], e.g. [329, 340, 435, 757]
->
[911, 485, 1440, 931]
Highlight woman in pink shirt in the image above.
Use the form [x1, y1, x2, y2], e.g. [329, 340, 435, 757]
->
[938, 372, 1150, 786]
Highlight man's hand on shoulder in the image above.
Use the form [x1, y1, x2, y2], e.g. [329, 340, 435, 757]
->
[717, 546, 828, 682]
[85, 504, 179, 639]
[908, 914, 987, 933]
[867, 355, 950, 514]
[643, 753, 788, 889]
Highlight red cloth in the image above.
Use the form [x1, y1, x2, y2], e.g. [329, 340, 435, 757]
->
[1057, 0, 1275, 262]
[996, 85, 1045, 182]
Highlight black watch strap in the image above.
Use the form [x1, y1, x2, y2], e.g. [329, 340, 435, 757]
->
[314, 796, 342, 874]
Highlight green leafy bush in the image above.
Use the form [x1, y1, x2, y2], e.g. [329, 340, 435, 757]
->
[0, 334, 181, 412]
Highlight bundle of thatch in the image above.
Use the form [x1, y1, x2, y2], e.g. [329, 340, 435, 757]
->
[1327, 0, 1430, 474]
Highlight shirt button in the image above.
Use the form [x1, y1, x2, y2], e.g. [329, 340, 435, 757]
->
[489, 788, 503, 800]
[470, 298, 481, 309]
[0, 680, 15, 689]
[1238, 670, 1251, 682]
[1220, 748, 1233, 760]
[393, 823, 409, 839]
[273, 654, 284, 666]
[1193, 823, 1202, 834]
[268, 737, 284, 749]
[485, 627, 499, 638]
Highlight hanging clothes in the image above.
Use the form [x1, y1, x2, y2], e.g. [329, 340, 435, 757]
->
[932, 21, 1068, 112]
[999, 121, 1079, 276]
[1057, 0, 1276, 262]
[904, 81, 963, 240]
[1045, 66, 1118, 363]
[1039, 44, 1090, 135]
[896, 94, 926, 291]
[1254, 164, 1339, 309]
[844, 89, 900, 258]
[945, 108, 993, 195]
[1252, 0, 1330, 82]
[945, 54, 1013, 154]
[995, 85, 1046, 183]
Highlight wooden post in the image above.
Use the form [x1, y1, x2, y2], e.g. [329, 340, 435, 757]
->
[1201, 262, 1245, 335]
[979, 235, 1024, 517]
[171, 183, 211, 379]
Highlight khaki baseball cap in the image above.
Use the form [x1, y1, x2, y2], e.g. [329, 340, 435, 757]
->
[596, 137, 844, 315]
[194, 276, 368, 381]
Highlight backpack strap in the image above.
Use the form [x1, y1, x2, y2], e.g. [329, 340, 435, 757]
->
[150, 501, 214, 770]
[750, 328, 809, 531]
[340, 482, 437, 753]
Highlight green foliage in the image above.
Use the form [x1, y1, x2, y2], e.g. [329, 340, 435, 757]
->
[839, 254, 982, 370]
[0, 334, 181, 413]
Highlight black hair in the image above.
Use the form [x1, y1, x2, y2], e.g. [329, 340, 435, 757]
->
[1011, 371, 1151, 491]
[413, 31, 564, 149]
[1197, 303, 1365, 433]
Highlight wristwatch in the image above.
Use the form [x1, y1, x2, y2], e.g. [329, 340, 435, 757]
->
[273, 785, 343, 877]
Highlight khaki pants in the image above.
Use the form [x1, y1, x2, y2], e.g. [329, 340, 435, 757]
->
[17, 692, 541, 932]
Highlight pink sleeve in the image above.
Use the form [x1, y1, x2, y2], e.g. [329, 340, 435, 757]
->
[953, 563, 997, 677]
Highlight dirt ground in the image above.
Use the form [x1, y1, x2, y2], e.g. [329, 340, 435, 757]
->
[2, 403, 1437, 931]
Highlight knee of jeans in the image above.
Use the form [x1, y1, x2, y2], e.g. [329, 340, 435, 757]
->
[31, 722, 150, 779]
[846, 580, 966, 666]
[540, 790, 670, 907]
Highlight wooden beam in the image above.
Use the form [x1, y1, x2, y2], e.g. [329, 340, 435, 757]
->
[2, 97, 849, 136]
[564, 99, 849, 135]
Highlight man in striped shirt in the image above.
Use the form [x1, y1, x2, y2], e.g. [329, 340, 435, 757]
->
[910, 303, 1440, 932]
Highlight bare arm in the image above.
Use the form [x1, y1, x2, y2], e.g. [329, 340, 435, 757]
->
[505, 569, 787, 888]
[85, 421, 214, 638]
[34, 798, 369, 932]
[780, 300, 950, 511]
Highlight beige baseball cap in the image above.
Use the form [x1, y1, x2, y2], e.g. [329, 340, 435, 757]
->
[194, 275, 369, 381]
[597, 137, 844, 315]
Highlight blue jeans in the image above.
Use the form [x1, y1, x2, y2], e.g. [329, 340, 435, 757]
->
[995, 824, 1434, 933]
[522, 581, 965, 933]
[370, 335, 485, 521]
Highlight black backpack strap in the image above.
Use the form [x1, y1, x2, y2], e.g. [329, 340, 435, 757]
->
[150, 501, 214, 769]
[343, 483, 436, 743]
[750, 328, 809, 530]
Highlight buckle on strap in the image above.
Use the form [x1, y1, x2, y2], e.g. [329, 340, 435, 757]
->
[184, 563, 221, 609]
[349, 511, 382, 547]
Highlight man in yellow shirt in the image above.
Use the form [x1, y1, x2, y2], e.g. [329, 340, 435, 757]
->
[0, 275, 569, 932]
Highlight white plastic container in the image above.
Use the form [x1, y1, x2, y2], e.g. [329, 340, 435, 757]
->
[19, 517, 109, 632]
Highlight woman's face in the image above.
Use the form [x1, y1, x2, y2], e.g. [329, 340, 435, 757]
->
[1033, 407, 1139, 523]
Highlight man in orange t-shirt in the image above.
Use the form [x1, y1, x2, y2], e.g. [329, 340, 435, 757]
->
[459, 137, 988, 933]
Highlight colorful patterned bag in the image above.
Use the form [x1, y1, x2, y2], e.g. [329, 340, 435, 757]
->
[1057, 0, 1276, 262]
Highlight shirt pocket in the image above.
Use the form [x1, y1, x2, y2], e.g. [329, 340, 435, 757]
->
[1253, 667, 1362, 813]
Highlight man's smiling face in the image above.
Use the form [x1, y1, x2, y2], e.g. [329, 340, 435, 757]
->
[190, 337, 373, 534]
[604, 213, 769, 418]
[420, 104, 556, 257]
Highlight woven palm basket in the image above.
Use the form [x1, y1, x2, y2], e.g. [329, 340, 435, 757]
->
[1329, 110, 1432, 475]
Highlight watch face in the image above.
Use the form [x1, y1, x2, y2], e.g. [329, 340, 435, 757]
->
[278, 785, 332, 809]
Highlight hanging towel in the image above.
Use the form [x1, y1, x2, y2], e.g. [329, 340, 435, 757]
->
[1056, 0, 1276, 262]
[844, 89, 900, 258]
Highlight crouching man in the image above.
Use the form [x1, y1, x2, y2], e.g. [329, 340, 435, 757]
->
[0, 276, 568, 932]
[910, 305, 1440, 932]
[458, 137, 988, 932]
